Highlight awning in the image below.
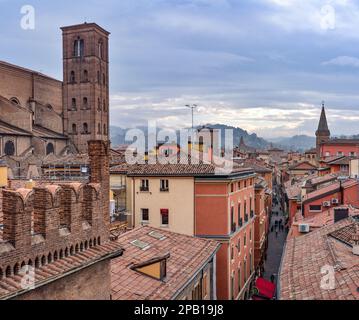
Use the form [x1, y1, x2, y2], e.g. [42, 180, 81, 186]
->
[252, 278, 276, 300]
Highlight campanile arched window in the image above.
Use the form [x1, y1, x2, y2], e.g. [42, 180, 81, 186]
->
[46, 143, 54, 155]
[83, 123, 89, 134]
[4, 141, 15, 156]
[83, 70, 88, 82]
[70, 71, 75, 83]
[74, 38, 84, 57]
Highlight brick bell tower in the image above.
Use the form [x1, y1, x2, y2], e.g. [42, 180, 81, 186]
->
[61, 23, 110, 153]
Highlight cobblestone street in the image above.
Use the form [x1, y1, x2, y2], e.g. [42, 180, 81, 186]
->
[263, 188, 287, 285]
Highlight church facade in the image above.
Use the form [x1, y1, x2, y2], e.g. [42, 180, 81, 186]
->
[0, 23, 110, 158]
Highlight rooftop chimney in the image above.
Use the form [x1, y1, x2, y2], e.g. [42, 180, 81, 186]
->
[334, 207, 349, 223]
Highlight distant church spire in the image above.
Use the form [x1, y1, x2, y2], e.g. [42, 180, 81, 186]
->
[316, 101, 330, 135]
[315, 101, 331, 157]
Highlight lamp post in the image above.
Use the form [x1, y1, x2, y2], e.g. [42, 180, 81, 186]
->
[185, 104, 198, 132]
[185, 104, 198, 148]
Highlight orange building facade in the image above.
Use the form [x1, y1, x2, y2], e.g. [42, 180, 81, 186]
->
[302, 180, 359, 218]
[195, 173, 256, 300]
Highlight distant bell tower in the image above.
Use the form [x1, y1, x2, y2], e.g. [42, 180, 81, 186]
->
[315, 102, 330, 157]
[61, 23, 110, 153]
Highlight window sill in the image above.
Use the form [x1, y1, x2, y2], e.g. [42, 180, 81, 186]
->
[160, 224, 169, 228]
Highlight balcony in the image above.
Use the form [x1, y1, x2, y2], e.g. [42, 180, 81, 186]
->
[140, 187, 149, 192]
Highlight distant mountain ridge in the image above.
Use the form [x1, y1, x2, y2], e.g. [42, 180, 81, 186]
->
[110, 125, 319, 152]
[269, 135, 316, 152]
[110, 124, 272, 150]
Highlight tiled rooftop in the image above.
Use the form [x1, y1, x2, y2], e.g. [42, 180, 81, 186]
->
[303, 179, 358, 202]
[280, 217, 359, 300]
[111, 226, 220, 300]
[0, 241, 123, 300]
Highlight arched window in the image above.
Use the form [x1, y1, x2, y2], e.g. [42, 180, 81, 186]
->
[83, 97, 88, 109]
[98, 123, 101, 134]
[83, 70, 88, 82]
[71, 98, 77, 110]
[103, 73, 106, 86]
[74, 38, 84, 57]
[4, 140, 15, 156]
[72, 123, 77, 134]
[97, 71, 101, 84]
[98, 40, 103, 59]
[83, 123, 89, 134]
[10, 97, 20, 105]
[103, 124, 107, 136]
[70, 71, 75, 83]
[97, 98, 101, 111]
[46, 143, 54, 155]
[103, 99, 106, 112]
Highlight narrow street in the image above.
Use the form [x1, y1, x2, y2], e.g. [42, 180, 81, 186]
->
[262, 186, 287, 285]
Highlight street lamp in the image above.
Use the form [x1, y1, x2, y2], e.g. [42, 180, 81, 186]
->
[185, 104, 198, 132]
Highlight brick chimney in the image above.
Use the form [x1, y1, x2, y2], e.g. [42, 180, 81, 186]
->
[88, 140, 110, 231]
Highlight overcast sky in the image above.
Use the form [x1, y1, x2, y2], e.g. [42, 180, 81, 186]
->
[1, 0, 359, 138]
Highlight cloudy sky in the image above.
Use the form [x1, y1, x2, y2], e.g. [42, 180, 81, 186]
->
[1, 0, 359, 138]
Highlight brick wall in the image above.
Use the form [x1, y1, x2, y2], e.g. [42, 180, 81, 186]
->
[15, 260, 111, 300]
[0, 141, 112, 299]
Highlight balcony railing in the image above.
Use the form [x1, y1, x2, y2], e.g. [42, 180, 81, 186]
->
[140, 186, 149, 192]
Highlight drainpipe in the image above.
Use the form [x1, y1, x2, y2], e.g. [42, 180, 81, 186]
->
[132, 177, 135, 228]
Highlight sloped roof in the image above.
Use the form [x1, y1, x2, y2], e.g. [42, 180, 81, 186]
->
[111, 226, 220, 300]
[279, 217, 359, 300]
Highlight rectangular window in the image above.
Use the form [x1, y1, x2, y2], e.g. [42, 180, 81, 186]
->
[140, 179, 149, 192]
[161, 209, 169, 225]
[238, 181, 241, 189]
[309, 205, 322, 212]
[160, 179, 169, 192]
[238, 203, 241, 226]
[244, 180, 247, 188]
[141, 209, 149, 222]
[230, 183, 234, 193]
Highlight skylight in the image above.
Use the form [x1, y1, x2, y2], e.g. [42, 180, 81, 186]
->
[148, 231, 166, 241]
[130, 239, 151, 250]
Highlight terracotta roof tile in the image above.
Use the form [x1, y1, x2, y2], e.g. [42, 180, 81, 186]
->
[111, 226, 220, 300]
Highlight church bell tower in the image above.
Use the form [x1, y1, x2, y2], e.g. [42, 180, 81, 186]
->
[61, 23, 110, 153]
[315, 102, 330, 158]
